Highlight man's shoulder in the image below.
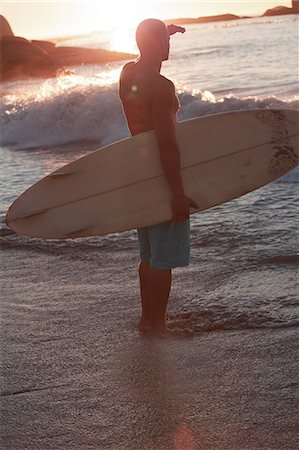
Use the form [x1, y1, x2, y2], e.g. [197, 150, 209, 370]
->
[121, 63, 173, 85]
[152, 74, 175, 96]
[156, 74, 174, 89]
[120, 61, 135, 77]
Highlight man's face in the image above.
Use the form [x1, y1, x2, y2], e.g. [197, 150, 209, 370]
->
[136, 20, 170, 62]
[159, 28, 170, 61]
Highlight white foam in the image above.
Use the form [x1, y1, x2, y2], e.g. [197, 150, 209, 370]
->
[178, 88, 299, 120]
[1, 76, 299, 151]
[1, 75, 129, 151]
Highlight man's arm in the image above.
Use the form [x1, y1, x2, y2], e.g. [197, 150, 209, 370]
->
[151, 77, 197, 221]
[167, 24, 186, 35]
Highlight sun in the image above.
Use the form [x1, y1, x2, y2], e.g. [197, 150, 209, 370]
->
[109, 27, 137, 53]
[90, 0, 156, 53]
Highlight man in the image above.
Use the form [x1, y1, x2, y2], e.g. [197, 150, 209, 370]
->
[119, 19, 197, 334]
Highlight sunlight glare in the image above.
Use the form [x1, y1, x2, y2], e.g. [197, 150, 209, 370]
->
[110, 27, 137, 53]
[95, 67, 123, 86]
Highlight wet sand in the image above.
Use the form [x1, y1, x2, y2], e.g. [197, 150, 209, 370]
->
[1, 246, 298, 449]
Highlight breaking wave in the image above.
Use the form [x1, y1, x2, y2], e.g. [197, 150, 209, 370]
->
[1, 76, 298, 151]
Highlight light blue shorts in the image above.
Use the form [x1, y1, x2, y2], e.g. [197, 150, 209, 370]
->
[137, 219, 190, 270]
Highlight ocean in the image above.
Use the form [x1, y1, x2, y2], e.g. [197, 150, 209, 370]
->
[1, 14, 298, 333]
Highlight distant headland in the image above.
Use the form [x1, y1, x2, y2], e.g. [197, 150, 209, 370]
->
[164, 3, 299, 25]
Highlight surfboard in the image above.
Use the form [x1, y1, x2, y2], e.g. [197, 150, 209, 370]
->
[5, 109, 299, 239]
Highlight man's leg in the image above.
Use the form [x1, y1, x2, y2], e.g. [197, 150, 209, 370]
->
[138, 260, 172, 332]
[138, 260, 151, 332]
[148, 266, 172, 332]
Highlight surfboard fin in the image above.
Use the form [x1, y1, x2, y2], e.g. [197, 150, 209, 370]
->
[65, 227, 92, 238]
[46, 172, 73, 178]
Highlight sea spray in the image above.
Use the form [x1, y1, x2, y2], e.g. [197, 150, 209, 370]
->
[1, 77, 298, 151]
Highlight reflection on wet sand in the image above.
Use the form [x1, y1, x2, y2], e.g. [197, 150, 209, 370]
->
[117, 335, 196, 450]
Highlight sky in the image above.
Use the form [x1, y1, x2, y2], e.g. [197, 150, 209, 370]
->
[1, 1, 292, 39]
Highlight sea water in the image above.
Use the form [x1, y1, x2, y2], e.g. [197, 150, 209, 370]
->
[1, 15, 298, 332]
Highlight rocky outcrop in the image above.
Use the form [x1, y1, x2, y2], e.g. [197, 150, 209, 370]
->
[31, 40, 56, 53]
[0, 15, 64, 81]
[165, 6, 298, 26]
[46, 46, 135, 66]
[0, 36, 63, 81]
[0, 15, 135, 82]
[292, 1, 299, 12]
[164, 14, 244, 26]
[0, 15, 14, 37]
[263, 5, 296, 16]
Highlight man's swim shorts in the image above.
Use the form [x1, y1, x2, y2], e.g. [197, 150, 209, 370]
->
[137, 219, 190, 270]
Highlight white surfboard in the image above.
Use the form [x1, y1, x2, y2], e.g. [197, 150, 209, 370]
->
[5, 109, 299, 239]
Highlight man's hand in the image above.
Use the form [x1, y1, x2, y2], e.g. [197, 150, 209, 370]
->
[167, 24, 186, 36]
[172, 194, 198, 221]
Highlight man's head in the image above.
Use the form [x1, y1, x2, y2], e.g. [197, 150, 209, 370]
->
[136, 19, 170, 61]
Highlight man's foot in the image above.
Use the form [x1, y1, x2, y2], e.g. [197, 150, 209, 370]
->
[138, 317, 151, 333]
[151, 326, 194, 337]
[138, 318, 167, 334]
[138, 319, 193, 337]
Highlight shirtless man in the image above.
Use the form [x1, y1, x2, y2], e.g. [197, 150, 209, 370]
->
[119, 19, 197, 333]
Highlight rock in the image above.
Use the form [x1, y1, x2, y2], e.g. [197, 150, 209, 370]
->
[48, 46, 135, 66]
[0, 15, 135, 81]
[263, 6, 296, 16]
[0, 37, 63, 81]
[164, 14, 244, 25]
[0, 15, 14, 37]
[0, 15, 63, 81]
[292, 1, 299, 12]
[31, 40, 56, 53]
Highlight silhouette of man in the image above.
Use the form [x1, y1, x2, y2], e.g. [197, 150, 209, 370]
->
[119, 19, 197, 333]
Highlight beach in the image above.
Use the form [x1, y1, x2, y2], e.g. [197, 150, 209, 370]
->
[1, 243, 298, 449]
[1, 12, 299, 450]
